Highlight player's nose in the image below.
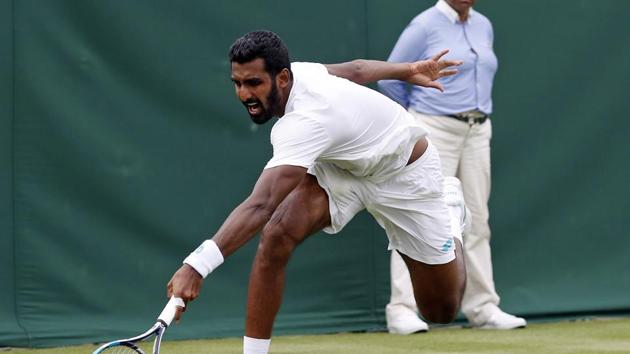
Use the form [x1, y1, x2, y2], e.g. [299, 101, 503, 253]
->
[236, 86, 253, 102]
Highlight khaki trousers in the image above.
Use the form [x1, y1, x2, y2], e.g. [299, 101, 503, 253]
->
[386, 110, 500, 325]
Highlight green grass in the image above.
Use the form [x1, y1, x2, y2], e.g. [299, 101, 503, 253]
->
[4, 317, 630, 354]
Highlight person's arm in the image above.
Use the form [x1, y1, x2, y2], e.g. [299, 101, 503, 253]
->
[325, 50, 461, 92]
[166, 165, 307, 316]
[211, 165, 307, 257]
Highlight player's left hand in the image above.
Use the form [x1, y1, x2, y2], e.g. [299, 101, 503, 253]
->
[407, 49, 462, 92]
[166, 264, 203, 322]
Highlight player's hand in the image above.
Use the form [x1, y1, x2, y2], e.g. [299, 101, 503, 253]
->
[407, 50, 462, 92]
[166, 264, 203, 322]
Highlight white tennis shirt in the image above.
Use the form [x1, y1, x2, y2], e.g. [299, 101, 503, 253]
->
[264, 62, 428, 183]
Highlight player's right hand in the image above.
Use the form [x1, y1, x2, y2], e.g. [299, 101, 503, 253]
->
[166, 264, 204, 322]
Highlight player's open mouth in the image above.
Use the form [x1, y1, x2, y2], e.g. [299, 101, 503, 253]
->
[245, 101, 262, 116]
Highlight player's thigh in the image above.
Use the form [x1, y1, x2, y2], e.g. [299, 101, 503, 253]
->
[398, 250, 463, 309]
[265, 173, 331, 240]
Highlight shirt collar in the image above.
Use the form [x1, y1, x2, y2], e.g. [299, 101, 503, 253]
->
[436, 0, 474, 24]
[283, 69, 299, 115]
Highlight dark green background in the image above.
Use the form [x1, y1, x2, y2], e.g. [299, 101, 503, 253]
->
[1, 0, 629, 348]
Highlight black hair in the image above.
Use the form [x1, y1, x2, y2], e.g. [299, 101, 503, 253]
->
[228, 30, 292, 78]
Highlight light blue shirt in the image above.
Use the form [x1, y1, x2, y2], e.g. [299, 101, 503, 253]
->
[378, 0, 498, 115]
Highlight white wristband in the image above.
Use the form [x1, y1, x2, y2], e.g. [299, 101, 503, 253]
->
[183, 239, 224, 278]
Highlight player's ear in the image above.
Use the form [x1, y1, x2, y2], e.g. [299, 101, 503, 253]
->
[276, 68, 291, 89]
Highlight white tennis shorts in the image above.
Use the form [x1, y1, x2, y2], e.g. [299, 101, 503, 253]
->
[309, 141, 455, 265]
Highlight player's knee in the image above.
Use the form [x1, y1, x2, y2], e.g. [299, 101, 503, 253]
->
[419, 297, 460, 324]
[257, 222, 299, 266]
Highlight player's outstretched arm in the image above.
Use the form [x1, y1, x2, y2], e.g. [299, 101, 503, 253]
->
[211, 165, 308, 256]
[166, 165, 308, 320]
[325, 50, 462, 92]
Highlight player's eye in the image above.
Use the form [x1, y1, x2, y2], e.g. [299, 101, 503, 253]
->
[245, 79, 262, 87]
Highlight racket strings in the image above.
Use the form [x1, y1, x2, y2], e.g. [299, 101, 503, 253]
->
[98, 341, 152, 354]
[109, 346, 142, 354]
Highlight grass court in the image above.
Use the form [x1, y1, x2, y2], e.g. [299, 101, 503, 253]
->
[5, 317, 629, 354]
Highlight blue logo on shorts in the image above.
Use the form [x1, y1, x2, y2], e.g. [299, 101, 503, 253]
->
[441, 239, 453, 252]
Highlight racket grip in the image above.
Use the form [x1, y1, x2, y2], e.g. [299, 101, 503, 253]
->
[158, 296, 185, 326]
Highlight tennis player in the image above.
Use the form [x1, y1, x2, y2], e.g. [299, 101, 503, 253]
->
[167, 30, 467, 354]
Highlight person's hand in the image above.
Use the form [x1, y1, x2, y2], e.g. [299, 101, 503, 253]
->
[166, 264, 203, 322]
[407, 50, 463, 91]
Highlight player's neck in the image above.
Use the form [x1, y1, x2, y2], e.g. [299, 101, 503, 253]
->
[277, 80, 293, 117]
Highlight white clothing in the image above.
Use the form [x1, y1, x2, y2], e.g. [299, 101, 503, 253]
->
[243, 336, 270, 354]
[392, 109, 497, 325]
[264, 62, 455, 264]
[265, 62, 427, 183]
[311, 141, 455, 264]
[387, 174, 468, 324]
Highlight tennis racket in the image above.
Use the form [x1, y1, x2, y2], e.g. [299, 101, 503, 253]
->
[92, 296, 185, 354]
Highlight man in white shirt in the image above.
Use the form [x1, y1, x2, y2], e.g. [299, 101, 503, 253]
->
[167, 30, 466, 354]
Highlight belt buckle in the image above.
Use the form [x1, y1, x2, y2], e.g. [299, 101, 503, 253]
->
[460, 111, 486, 125]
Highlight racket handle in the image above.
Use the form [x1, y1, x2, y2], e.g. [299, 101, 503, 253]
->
[157, 296, 185, 326]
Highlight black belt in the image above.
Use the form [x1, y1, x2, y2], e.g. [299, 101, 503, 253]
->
[447, 113, 489, 125]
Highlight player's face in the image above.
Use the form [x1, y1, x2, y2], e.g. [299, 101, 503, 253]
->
[446, 0, 476, 14]
[231, 58, 282, 124]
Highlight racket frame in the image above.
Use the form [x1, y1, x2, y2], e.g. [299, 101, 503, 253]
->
[92, 297, 183, 354]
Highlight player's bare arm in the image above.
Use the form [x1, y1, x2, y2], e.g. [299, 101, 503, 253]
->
[212, 165, 308, 257]
[325, 49, 462, 91]
[166, 165, 307, 318]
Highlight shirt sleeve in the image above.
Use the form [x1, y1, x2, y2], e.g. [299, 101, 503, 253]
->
[292, 62, 329, 76]
[264, 114, 331, 170]
[377, 20, 429, 108]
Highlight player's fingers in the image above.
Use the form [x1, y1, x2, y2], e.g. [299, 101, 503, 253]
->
[175, 299, 187, 320]
[180, 289, 197, 302]
[439, 69, 458, 77]
[439, 60, 463, 69]
[166, 282, 173, 298]
[174, 306, 183, 322]
[431, 49, 449, 61]
[427, 81, 444, 92]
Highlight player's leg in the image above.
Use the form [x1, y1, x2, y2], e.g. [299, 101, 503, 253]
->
[245, 173, 331, 340]
[386, 110, 466, 332]
[386, 175, 466, 334]
[384, 173, 467, 324]
[386, 251, 428, 334]
[372, 139, 467, 324]
[398, 240, 466, 323]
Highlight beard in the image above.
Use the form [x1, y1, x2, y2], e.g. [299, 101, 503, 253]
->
[244, 83, 280, 125]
